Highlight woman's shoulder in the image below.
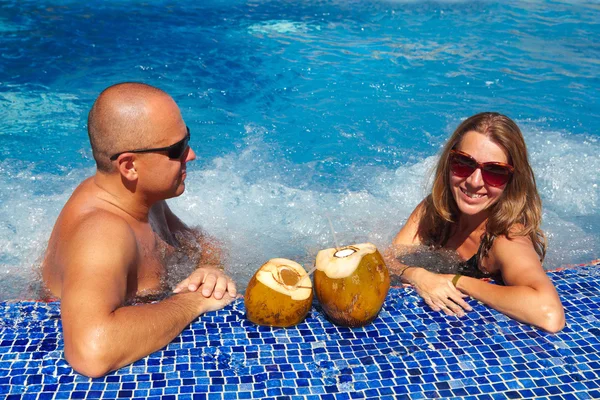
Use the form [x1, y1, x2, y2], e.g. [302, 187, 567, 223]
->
[492, 233, 533, 251]
[392, 199, 430, 246]
[491, 225, 534, 249]
[410, 198, 429, 217]
[487, 227, 540, 268]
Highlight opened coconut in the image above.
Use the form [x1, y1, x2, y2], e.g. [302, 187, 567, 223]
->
[314, 243, 390, 327]
[245, 258, 313, 327]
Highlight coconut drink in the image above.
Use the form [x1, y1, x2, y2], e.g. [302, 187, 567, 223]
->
[244, 258, 313, 327]
[314, 243, 390, 327]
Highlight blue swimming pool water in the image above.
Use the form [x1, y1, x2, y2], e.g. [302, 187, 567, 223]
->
[0, 0, 599, 300]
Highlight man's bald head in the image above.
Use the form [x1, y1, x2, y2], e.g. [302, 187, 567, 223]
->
[87, 82, 178, 172]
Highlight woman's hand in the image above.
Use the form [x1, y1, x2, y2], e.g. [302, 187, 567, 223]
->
[173, 265, 237, 299]
[410, 268, 472, 317]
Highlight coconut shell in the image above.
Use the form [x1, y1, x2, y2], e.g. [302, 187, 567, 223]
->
[314, 243, 390, 327]
[245, 258, 313, 327]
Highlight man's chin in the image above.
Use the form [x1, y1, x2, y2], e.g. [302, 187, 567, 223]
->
[175, 181, 186, 196]
[162, 183, 186, 200]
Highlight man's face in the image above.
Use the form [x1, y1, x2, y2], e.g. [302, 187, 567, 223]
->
[135, 96, 196, 200]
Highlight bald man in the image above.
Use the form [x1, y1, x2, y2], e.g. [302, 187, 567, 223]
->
[42, 83, 237, 377]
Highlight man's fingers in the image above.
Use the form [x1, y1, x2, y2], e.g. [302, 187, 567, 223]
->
[173, 278, 190, 293]
[201, 274, 218, 297]
[177, 266, 237, 300]
[214, 293, 231, 305]
[187, 271, 205, 292]
[227, 280, 237, 297]
[201, 292, 237, 313]
[212, 276, 228, 300]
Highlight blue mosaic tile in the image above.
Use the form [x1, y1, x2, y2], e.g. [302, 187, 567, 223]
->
[1, 262, 600, 399]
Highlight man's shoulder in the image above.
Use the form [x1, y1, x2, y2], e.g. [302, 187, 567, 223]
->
[57, 186, 137, 249]
[61, 202, 131, 236]
[77, 209, 134, 233]
[43, 188, 139, 296]
[53, 208, 138, 276]
[60, 179, 133, 233]
[55, 209, 137, 264]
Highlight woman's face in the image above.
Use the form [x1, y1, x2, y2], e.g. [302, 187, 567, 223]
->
[449, 130, 510, 218]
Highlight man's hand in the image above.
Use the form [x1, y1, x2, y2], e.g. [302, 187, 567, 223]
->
[191, 291, 238, 314]
[173, 265, 237, 299]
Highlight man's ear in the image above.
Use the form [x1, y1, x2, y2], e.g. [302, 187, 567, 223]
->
[116, 154, 138, 182]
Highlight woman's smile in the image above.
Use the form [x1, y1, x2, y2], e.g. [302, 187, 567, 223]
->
[460, 187, 486, 200]
[450, 131, 508, 217]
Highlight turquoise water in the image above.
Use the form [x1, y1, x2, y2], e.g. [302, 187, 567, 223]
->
[0, 0, 598, 300]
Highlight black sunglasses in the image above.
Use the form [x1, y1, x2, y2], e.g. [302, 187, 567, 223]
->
[110, 127, 190, 161]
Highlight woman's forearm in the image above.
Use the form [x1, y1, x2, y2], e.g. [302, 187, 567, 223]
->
[383, 246, 422, 284]
[396, 265, 424, 284]
[455, 276, 565, 332]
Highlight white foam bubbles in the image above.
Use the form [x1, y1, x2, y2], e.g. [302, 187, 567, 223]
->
[542, 209, 598, 267]
[522, 123, 600, 266]
[0, 160, 92, 300]
[168, 122, 599, 290]
[169, 127, 435, 289]
[528, 128, 599, 216]
[1, 121, 598, 299]
[248, 20, 314, 36]
[0, 89, 83, 131]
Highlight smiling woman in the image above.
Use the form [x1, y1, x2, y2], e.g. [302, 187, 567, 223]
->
[449, 132, 512, 218]
[386, 112, 565, 333]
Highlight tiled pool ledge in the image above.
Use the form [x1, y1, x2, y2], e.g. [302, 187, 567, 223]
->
[2, 261, 599, 400]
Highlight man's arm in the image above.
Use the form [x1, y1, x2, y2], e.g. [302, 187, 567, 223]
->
[159, 201, 222, 265]
[59, 213, 235, 378]
[157, 201, 237, 298]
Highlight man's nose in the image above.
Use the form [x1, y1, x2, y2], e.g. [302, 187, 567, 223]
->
[185, 146, 196, 162]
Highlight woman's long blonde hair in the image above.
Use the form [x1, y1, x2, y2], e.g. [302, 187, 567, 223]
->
[418, 112, 546, 261]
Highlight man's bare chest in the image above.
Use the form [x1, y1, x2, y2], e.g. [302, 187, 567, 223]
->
[132, 225, 175, 294]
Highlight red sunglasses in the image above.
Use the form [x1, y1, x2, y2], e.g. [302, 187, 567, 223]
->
[449, 149, 514, 187]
